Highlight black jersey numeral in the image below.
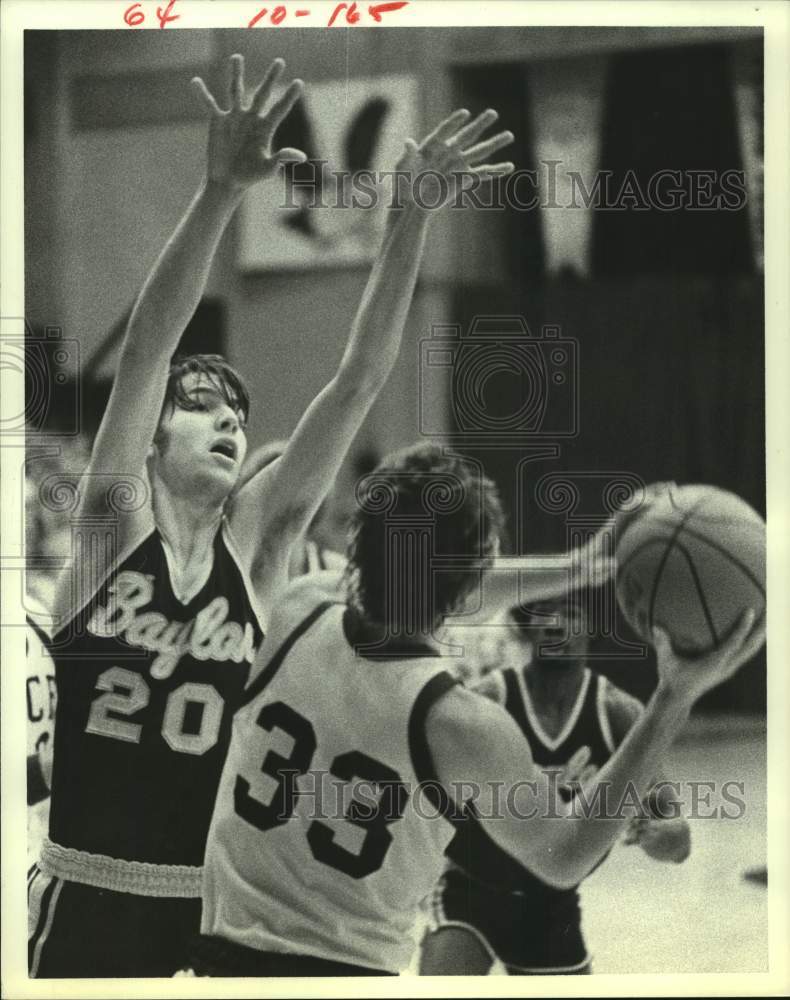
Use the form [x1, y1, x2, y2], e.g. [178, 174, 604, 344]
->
[234, 701, 316, 832]
[233, 703, 407, 878]
[307, 750, 408, 879]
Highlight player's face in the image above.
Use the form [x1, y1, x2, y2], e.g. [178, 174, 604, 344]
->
[153, 373, 248, 498]
[524, 599, 590, 663]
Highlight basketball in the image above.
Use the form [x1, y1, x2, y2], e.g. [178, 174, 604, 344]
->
[616, 485, 766, 654]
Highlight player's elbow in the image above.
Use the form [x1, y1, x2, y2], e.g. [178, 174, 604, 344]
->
[514, 838, 590, 890]
[531, 850, 587, 890]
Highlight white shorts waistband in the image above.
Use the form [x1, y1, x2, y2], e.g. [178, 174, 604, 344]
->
[39, 838, 203, 898]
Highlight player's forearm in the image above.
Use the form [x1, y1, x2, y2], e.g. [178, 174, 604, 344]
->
[454, 556, 574, 627]
[335, 204, 430, 395]
[120, 180, 243, 364]
[490, 556, 574, 604]
[542, 683, 693, 887]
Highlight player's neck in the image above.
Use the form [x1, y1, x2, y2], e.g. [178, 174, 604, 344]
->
[151, 486, 224, 567]
[524, 658, 586, 712]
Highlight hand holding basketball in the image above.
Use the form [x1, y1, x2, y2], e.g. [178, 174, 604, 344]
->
[616, 484, 766, 655]
[192, 55, 307, 193]
[652, 608, 761, 706]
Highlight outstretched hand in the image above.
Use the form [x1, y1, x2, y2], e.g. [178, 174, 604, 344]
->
[393, 108, 515, 212]
[192, 55, 307, 192]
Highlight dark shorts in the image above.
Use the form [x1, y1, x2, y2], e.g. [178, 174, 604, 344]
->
[191, 935, 397, 977]
[28, 867, 202, 978]
[425, 868, 591, 975]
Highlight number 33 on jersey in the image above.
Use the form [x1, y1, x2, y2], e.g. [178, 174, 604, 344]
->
[202, 587, 459, 975]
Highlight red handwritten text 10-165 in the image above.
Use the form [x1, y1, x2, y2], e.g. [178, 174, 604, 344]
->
[123, 1, 410, 29]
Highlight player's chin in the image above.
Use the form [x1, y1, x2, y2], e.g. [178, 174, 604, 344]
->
[200, 460, 240, 496]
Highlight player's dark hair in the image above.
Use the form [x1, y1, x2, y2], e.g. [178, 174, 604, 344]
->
[346, 443, 504, 633]
[160, 354, 251, 427]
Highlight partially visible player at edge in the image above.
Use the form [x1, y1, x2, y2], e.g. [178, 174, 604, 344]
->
[197, 444, 763, 977]
[420, 592, 691, 976]
[28, 55, 517, 978]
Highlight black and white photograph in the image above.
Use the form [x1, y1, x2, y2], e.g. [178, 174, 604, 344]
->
[1, 0, 788, 994]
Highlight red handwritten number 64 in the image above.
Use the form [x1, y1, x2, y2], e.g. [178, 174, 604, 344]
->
[124, 1, 180, 28]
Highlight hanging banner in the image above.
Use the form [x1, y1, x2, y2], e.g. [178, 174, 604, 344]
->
[529, 56, 606, 277]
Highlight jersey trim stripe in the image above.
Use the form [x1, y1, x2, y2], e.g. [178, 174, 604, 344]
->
[503, 668, 530, 734]
[504, 953, 593, 974]
[26, 615, 53, 650]
[221, 519, 269, 635]
[242, 601, 339, 706]
[423, 883, 498, 968]
[520, 668, 591, 752]
[28, 871, 60, 975]
[39, 838, 203, 898]
[407, 671, 459, 818]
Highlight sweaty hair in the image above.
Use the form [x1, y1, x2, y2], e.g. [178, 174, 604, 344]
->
[161, 354, 251, 427]
[346, 443, 504, 632]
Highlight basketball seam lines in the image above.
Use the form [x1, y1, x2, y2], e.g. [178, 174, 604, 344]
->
[647, 497, 710, 639]
[674, 540, 720, 648]
[619, 521, 765, 602]
[671, 523, 766, 598]
[618, 537, 676, 579]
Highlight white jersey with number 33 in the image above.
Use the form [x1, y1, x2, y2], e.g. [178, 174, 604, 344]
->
[202, 577, 458, 973]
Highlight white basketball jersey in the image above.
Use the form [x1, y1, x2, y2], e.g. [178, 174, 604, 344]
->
[26, 618, 56, 865]
[202, 577, 458, 973]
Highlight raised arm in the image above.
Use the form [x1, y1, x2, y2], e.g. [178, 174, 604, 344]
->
[230, 109, 515, 592]
[52, 56, 305, 622]
[80, 55, 305, 514]
[450, 482, 677, 627]
[429, 610, 760, 889]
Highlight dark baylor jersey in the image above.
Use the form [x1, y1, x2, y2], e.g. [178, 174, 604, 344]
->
[447, 667, 616, 897]
[47, 524, 264, 880]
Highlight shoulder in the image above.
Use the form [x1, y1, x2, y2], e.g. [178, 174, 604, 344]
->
[427, 683, 511, 758]
[600, 675, 644, 746]
[50, 518, 155, 634]
[267, 571, 345, 631]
